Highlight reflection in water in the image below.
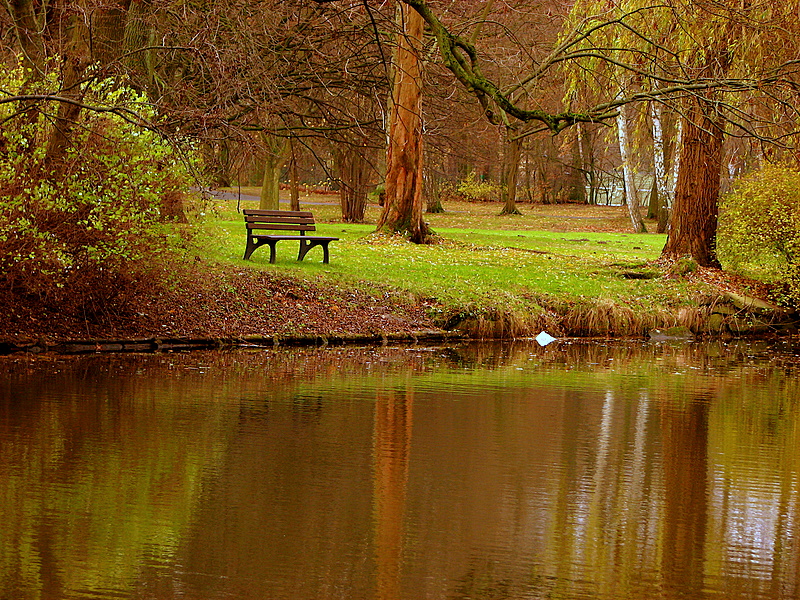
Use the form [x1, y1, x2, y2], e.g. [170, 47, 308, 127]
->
[661, 395, 710, 599]
[1, 340, 800, 599]
[374, 389, 413, 600]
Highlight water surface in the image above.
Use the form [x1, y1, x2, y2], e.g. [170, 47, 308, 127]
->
[2, 340, 800, 599]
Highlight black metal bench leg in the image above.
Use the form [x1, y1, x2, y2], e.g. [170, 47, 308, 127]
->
[298, 239, 309, 262]
[322, 242, 330, 264]
[268, 241, 278, 264]
[243, 238, 255, 260]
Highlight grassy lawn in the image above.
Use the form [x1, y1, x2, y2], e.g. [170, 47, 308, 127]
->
[197, 190, 714, 336]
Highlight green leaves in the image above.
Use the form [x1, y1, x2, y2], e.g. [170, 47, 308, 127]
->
[718, 164, 800, 306]
[0, 60, 197, 313]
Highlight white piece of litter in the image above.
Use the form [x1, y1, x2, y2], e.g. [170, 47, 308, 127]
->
[535, 331, 556, 346]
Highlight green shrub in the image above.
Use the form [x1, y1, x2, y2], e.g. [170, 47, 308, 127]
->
[456, 171, 503, 202]
[718, 164, 800, 306]
[0, 62, 198, 316]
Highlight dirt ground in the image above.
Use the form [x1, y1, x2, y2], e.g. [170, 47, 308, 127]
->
[0, 266, 437, 346]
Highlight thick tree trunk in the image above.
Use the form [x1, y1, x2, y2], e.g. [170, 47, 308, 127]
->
[500, 131, 522, 215]
[92, 1, 133, 65]
[376, 5, 431, 243]
[123, 0, 156, 91]
[616, 102, 646, 232]
[661, 101, 724, 268]
[259, 133, 289, 210]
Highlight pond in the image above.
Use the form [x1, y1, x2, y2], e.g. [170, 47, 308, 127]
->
[1, 340, 800, 600]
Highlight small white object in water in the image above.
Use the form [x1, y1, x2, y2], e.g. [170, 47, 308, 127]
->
[535, 331, 556, 346]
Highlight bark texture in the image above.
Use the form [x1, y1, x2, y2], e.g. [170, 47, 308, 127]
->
[661, 100, 724, 267]
[376, 5, 431, 243]
[616, 102, 646, 233]
[651, 104, 668, 207]
[8, 0, 46, 72]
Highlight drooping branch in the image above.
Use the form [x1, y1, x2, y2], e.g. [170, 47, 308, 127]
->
[399, 0, 800, 135]
[0, 94, 157, 129]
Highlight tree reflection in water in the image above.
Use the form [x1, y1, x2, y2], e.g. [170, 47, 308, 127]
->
[373, 387, 413, 600]
[1, 340, 799, 599]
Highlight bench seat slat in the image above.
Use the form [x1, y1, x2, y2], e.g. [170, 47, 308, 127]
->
[243, 209, 313, 217]
[251, 234, 338, 241]
[247, 223, 316, 231]
[245, 215, 315, 224]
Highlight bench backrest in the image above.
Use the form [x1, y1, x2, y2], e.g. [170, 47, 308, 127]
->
[243, 209, 316, 234]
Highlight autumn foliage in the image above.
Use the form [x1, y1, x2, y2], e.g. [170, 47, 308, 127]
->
[0, 69, 194, 317]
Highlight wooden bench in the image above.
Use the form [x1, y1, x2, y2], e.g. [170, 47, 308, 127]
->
[242, 209, 338, 264]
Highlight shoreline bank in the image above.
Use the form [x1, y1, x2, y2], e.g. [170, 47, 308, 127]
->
[3, 292, 796, 356]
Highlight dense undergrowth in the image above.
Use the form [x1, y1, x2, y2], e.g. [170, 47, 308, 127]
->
[0, 64, 196, 321]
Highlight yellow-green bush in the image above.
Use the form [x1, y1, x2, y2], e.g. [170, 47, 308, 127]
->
[0, 62, 198, 316]
[456, 171, 503, 202]
[718, 164, 800, 306]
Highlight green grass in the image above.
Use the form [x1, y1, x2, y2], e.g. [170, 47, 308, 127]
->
[197, 192, 712, 336]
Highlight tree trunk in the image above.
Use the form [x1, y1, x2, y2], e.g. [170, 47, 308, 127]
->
[669, 117, 683, 204]
[289, 138, 301, 212]
[259, 133, 289, 210]
[8, 0, 46, 73]
[577, 123, 597, 205]
[337, 146, 370, 223]
[92, 1, 132, 65]
[616, 102, 647, 233]
[499, 130, 522, 215]
[661, 13, 733, 266]
[44, 14, 90, 172]
[564, 130, 587, 204]
[661, 101, 724, 268]
[123, 0, 156, 91]
[647, 180, 659, 220]
[651, 103, 669, 232]
[202, 141, 233, 187]
[524, 151, 534, 203]
[424, 171, 445, 213]
[651, 104, 668, 207]
[376, 5, 431, 243]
